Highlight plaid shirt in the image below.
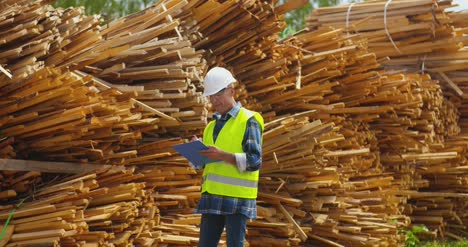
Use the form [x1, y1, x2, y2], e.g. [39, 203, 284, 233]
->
[195, 102, 262, 219]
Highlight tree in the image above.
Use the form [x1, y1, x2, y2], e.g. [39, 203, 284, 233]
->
[280, 0, 347, 37]
[52, 0, 158, 22]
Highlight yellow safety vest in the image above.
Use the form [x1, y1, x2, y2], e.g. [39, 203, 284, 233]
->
[202, 107, 264, 199]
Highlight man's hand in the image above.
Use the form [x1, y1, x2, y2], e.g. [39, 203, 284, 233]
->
[199, 146, 236, 166]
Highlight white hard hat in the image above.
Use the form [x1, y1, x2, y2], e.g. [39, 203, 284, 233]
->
[203, 67, 236, 96]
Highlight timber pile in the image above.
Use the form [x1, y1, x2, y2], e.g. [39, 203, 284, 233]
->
[306, 3, 467, 240]
[0, 67, 160, 164]
[253, 111, 408, 246]
[0, 0, 210, 197]
[175, 0, 291, 64]
[403, 135, 468, 239]
[306, 0, 468, 126]
[132, 138, 202, 211]
[171, 0, 306, 113]
[363, 71, 460, 191]
[320, 61, 463, 238]
[0, 173, 97, 246]
[250, 27, 384, 117]
[0, 0, 159, 163]
[0, 0, 466, 246]
[0, 146, 202, 247]
[0, 1, 101, 81]
[0, 66, 162, 202]
[0, 0, 208, 137]
[307, 0, 463, 59]
[70, 0, 209, 136]
[230, 38, 303, 113]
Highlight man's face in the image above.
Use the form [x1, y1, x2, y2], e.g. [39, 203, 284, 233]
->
[208, 87, 233, 114]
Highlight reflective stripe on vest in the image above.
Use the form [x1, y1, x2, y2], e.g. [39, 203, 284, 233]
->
[202, 107, 264, 199]
[203, 173, 258, 188]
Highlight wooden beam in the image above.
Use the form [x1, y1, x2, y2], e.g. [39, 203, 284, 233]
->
[438, 72, 464, 97]
[0, 64, 12, 78]
[0, 159, 110, 174]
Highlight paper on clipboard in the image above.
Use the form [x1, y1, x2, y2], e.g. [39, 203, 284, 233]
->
[172, 140, 219, 167]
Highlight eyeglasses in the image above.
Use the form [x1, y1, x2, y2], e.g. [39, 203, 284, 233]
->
[210, 87, 231, 97]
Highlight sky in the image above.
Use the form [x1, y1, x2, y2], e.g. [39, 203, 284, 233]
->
[451, 0, 468, 11]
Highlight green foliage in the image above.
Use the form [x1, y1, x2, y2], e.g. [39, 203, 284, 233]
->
[420, 240, 468, 247]
[405, 225, 429, 247]
[52, 0, 158, 22]
[279, 0, 351, 38]
[282, 1, 314, 37]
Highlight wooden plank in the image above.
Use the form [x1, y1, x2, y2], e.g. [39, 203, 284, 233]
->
[0, 159, 110, 174]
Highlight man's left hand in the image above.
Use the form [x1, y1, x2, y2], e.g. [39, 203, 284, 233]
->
[199, 146, 236, 165]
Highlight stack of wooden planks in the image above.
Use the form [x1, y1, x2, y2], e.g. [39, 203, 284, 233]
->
[306, 0, 468, 135]
[0, 173, 99, 246]
[170, 0, 307, 114]
[307, 0, 463, 59]
[305, 2, 467, 241]
[174, 0, 292, 64]
[0, 156, 199, 246]
[0, 67, 163, 164]
[402, 134, 468, 239]
[0, 0, 466, 246]
[69, 0, 210, 136]
[250, 110, 409, 246]
[0, 0, 100, 81]
[0, 0, 209, 139]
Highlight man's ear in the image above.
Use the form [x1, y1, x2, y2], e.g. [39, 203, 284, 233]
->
[227, 86, 235, 95]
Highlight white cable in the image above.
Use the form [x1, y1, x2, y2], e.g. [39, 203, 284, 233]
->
[346, 3, 356, 34]
[421, 54, 427, 74]
[384, 0, 402, 54]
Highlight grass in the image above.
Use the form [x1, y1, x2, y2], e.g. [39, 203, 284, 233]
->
[420, 240, 468, 247]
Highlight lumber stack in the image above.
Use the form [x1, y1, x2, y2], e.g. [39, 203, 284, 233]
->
[252, 111, 408, 246]
[0, 66, 160, 200]
[176, 0, 289, 64]
[317, 54, 463, 238]
[307, 0, 462, 59]
[0, 68, 161, 164]
[0, 0, 466, 246]
[364, 72, 460, 191]
[127, 138, 204, 246]
[253, 27, 383, 117]
[403, 135, 468, 239]
[306, 0, 468, 128]
[0, 157, 202, 247]
[306, 3, 467, 240]
[230, 37, 303, 113]
[0, 0, 209, 138]
[0, 1, 101, 81]
[69, 0, 209, 136]
[0, 0, 212, 161]
[0, 173, 96, 246]
[171, 0, 306, 113]
[0, 0, 163, 164]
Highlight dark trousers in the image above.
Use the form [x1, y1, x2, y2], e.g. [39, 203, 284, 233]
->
[198, 213, 247, 247]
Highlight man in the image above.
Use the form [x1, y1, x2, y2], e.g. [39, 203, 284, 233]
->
[194, 67, 264, 247]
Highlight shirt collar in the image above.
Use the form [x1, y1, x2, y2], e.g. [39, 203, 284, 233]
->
[213, 102, 241, 120]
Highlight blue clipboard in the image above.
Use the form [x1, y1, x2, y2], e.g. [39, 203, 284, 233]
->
[172, 141, 219, 167]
